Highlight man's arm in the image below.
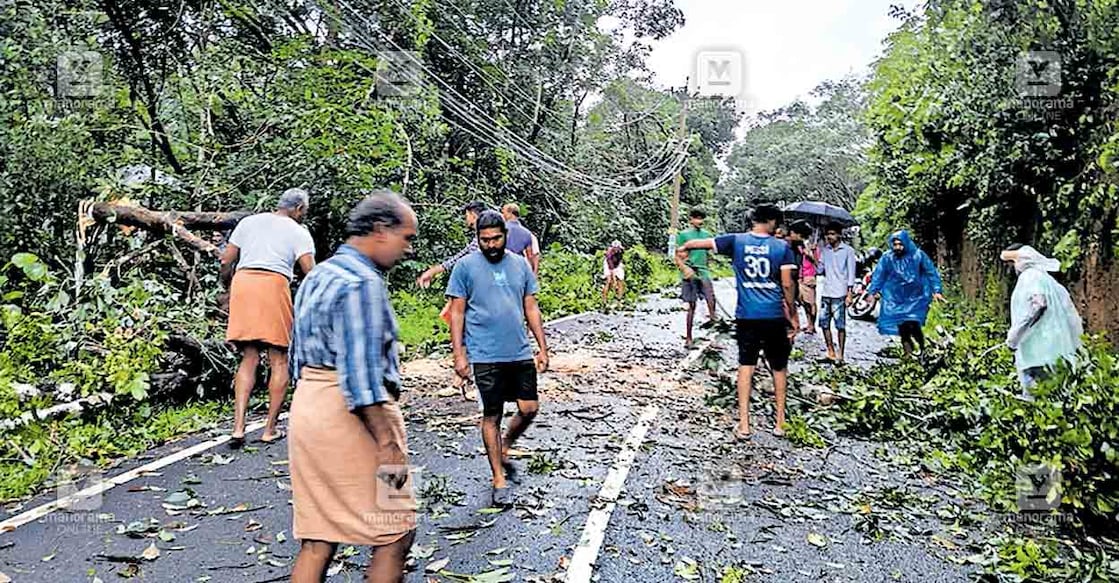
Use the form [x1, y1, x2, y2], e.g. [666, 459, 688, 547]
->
[523, 246, 537, 273]
[296, 252, 315, 277]
[1007, 294, 1048, 349]
[523, 294, 549, 372]
[219, 244, 240, 288]
[356, 404, 407, 466]
[418, 239, 477, 288]
[781, 266, 800, 333]
[676, 238, 716, 278]
[845, 248, 857, 303]
[449, 297, 468, 378]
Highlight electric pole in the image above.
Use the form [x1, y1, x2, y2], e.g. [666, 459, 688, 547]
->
[668, 79, 689, 255]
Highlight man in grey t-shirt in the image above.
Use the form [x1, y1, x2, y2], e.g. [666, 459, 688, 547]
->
[447, 211, 549, 507]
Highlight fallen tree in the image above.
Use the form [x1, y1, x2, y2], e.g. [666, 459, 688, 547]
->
[88, 201, 251, 258]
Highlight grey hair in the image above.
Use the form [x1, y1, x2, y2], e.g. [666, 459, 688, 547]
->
[278, 187, 310, 210]
[345, 190, 410, 237]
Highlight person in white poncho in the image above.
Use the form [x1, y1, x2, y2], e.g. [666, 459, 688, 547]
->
[1000, 244, 1084, 396]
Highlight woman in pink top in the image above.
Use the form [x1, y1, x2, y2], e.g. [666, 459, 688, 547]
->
[790, 222, 819, 333]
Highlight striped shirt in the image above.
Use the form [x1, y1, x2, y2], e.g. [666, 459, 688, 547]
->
[290, 245, 400, 410]
[441, 237, 479, 271]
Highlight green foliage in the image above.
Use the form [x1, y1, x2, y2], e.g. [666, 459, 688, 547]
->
[0, 401, 226, 500]
[782, 416, 827, 449]
[860, 0, 1119, 271]
[812, 300, 1119, 525]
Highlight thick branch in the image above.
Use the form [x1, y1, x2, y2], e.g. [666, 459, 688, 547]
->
[90, 202, 251, 258]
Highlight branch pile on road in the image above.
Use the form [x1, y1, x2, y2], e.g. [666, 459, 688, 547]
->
[800, 300, 1119, 581]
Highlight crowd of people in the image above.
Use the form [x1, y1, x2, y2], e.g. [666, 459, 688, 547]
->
[214, 190, 1085, 582]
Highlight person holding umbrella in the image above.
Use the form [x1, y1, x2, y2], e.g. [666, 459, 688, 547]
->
[866, 230, 945, 357]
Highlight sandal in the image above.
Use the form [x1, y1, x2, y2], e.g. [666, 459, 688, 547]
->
[260, 429, 286, 444]
[228, 435, 245, 450]
[492, 486, 515, 508]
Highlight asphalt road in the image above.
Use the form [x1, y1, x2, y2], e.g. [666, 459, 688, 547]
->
[0, 281, 985, 582]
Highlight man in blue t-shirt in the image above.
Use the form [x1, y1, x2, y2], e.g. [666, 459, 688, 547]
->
[447, 210, 550, 507]
[676, 204, 799, 439]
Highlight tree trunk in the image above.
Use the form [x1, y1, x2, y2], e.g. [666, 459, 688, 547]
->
[90, 202, 251, 258]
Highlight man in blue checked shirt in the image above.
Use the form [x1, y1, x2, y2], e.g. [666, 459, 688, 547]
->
[287, 192, 417, 583]
[447, 210, 550, 508]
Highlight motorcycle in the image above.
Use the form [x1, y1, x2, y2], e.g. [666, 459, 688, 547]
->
[847, 247, 882, 321]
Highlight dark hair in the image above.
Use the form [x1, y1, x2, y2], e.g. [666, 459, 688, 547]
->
[753, 204, 783, 225]
[475, 210, 507, 234]
[825, 222, 845, 234]
[463, 201, 488, 215]
[790, 220, 812, 237]
[689, 207, 707, 219]
[1004, 243, 1025, 252]
[345, 191, 409, 237]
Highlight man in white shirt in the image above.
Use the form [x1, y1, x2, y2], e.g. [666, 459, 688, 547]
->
[817, 222, 857, 363]
[220, 187, 316, 446]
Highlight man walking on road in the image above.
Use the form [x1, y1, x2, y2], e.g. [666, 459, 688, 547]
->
[287, 192, 417, 583]
[676, 207, 719, 348]
[502, 203, 539, 274]
[602, 240, 625, 304]
[220, 187, 316, 446]
[867, 230, 945, 357]
[447, 211, 550, 507]
[818, 222, 857, 363]
[1001, 244, 1083, 397]
[677, 205, 799, 439]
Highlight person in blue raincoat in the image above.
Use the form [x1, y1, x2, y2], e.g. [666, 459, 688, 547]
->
[1000, 244, 1082, 397]
[866, 230, 945, 356]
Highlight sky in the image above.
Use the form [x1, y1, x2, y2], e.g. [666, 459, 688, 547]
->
[644, 0, 923, 114]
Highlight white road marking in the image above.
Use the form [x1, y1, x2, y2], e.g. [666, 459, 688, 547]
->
[566, 404, 660, 583]
[545, 311, 592, 328]
[0, 414, 286, 534]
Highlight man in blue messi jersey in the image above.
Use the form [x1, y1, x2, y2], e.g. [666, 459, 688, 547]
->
[676, 204, 799, 439]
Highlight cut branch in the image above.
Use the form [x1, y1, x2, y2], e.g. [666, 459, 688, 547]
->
[90, 201, 250, 258]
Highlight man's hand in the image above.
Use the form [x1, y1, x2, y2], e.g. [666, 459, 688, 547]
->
[682, 266, 696, 280]
[453, 352, 470, 380]
[845, 292, 854, 307]
[535, 350, 550, 373]
[933, 292, 946, 303]
[416, 266, 439, 289]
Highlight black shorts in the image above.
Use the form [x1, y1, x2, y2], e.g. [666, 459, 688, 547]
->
[473, 360, 538, 417]
[735, 319, 792, 371]
[681, 277, 714, 303]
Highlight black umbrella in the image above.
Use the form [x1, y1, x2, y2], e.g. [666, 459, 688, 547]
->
[782, 201, 857, 226]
